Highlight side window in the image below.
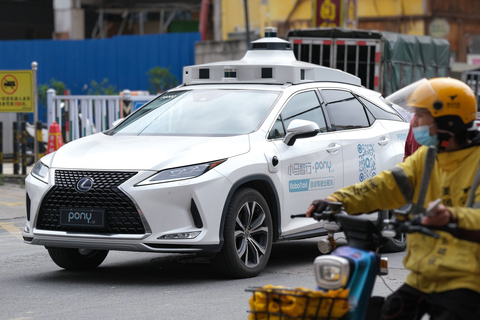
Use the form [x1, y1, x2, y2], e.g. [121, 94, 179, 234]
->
[268, 116, 285, 139]
[281, 91, 327, 132]
[321, 89, 369, 131]
[358, 96, 403, 121]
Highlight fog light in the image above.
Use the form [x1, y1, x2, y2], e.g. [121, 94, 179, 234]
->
[158, 231, 201, 239]
[23, 225, 30, 233]
[318, 239, 332, 254]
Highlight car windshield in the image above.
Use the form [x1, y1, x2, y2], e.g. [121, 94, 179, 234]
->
[109, 89, 281, 136]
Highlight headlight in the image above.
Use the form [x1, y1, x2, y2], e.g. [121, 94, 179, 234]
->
[313, 256, 350, 289]
[136, 159, 226, 186]
[31, 160, 49, 184]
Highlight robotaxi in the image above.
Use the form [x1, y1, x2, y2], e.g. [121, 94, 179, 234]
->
[23, 30, 409, 278]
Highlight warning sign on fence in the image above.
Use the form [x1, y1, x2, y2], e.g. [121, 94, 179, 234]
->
[0, 70, 33, 112]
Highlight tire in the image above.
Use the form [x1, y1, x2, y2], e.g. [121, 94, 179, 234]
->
[378, 210, 407, 253]
[366, 296, 385, 320]
[47, 248, 109, 270]
[381, 232, 407, 253]
[212, 187, 273, 278]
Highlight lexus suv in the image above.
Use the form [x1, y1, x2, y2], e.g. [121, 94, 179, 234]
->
[23, 32, 409, 278]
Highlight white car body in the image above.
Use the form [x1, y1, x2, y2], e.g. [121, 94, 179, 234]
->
[23, 34, 409, 278]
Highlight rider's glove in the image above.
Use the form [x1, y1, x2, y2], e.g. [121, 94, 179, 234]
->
[310, 199, 330, 214]
[308, 198, 342, 215]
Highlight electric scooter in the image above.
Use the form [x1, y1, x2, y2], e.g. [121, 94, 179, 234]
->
[246, 205, 447, 320]
[288, 202, 456, 320]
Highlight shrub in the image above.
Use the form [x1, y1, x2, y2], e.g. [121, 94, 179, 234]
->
[147, 67, 178, 94]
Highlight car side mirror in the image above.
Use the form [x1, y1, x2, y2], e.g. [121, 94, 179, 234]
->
[112, 118, 125, 127]
[283, 119, 320, 146]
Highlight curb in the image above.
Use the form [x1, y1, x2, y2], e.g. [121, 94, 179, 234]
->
[0, 174, 27, 186]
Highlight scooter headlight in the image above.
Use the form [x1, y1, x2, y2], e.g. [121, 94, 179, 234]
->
[314, 256, 350, 289]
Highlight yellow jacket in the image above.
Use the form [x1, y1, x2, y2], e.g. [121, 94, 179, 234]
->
[328, 145, 480, 294]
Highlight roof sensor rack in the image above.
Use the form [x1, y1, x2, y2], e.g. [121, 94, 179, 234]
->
[183, 27, 360, 86]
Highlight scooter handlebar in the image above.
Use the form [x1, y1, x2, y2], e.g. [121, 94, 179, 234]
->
[291, 211, 339, 222]
[392, 219, 457, 239]
[404, 225, 440, 239]
[290, 214, 307, 218]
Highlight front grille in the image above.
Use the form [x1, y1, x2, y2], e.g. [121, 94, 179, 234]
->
[36, 170, 145, 234]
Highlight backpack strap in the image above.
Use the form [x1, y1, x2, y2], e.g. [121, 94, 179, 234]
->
[466, 157, 480, 208]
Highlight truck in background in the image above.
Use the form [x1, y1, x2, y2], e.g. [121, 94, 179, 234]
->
[287, 28, 450, 97]
[463, 71, 480, 128]
[464, 71, 480, 108]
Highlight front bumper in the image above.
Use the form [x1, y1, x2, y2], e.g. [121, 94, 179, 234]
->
[23, 167, 232, 253]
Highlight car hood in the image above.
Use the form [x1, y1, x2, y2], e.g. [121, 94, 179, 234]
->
[50, 133, 250, 171]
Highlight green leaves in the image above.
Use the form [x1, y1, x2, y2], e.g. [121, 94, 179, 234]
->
[38, 78, 67, 107]
[87, 78, 118, 95]
[38, 68, 176, 102]
[147, 67, 178, 94]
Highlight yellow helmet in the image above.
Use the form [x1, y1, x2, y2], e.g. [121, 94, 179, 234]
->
[408, 78, 477, 133]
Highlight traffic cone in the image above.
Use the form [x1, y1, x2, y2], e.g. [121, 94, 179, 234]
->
[47, 121, 64, 154]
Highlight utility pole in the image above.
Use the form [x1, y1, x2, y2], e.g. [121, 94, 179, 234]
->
[32, 61, 38, 163]
[244, 0, 250, 47]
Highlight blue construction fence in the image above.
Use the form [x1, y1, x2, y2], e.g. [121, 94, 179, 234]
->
[0, 32, 201, 123]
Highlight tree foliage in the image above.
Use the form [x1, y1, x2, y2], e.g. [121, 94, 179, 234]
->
[147, 67, 178, 94]
[38, 78, 67, 108]
[87, 78, 118, 95]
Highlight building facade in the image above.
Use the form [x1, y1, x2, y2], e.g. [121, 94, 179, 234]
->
[358, 0, 480, 63]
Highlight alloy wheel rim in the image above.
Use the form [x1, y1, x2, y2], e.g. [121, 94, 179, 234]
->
[235, 200, 269, 268]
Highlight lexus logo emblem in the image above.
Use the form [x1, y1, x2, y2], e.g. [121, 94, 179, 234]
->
[76, 177, 94, 192]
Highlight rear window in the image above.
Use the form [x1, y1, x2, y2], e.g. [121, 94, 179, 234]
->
[321, 89, 370, 131]
[358, 96, 403, 122]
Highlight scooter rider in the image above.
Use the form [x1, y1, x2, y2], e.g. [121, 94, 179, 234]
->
[307, 78, 480, 319]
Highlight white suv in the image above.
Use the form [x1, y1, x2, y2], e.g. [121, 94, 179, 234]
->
[23, 34, 409, 278]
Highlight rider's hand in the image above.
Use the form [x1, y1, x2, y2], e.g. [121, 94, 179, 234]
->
[421, 201, 452, 227]
[307, 199, 341, 217]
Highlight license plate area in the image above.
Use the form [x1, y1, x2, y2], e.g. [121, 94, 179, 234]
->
[59, 208, 105, 228]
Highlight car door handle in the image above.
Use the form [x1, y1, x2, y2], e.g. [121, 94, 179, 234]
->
[378, 137, 390, 146]
[326, 143, 341, 153]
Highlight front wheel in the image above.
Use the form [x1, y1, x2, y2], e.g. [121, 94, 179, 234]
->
[212, 188, 273, 278]
[47, 248, 109, 270]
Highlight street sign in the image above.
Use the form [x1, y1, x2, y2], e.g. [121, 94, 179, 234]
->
[0, 70, 34, 112]
[312, 0, 358, 29]
[133, 100, 147, 111]
[429, 18, 450, 39]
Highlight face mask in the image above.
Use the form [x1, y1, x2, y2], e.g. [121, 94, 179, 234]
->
[412, 124, 437, 146]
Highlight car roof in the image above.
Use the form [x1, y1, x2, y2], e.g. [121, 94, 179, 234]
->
[170, 81, 382, 100]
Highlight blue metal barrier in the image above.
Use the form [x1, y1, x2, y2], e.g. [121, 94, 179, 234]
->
[0, 32, 200, 122]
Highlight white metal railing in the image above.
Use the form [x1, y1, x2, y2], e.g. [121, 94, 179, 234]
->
[47, 89, 158, 142]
